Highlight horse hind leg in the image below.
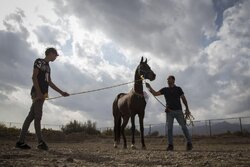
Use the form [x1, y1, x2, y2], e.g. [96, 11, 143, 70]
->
[121, 116, 129, 149]
[113, 115, 121, 148]
[113, 95, 121, 148]
[117, 116, 121, 144]
[113, 118, 118, 148]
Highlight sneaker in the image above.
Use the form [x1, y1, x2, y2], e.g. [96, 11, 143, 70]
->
[186, 142, 193, 151]
[15, 141, 31, 149]
[37, 141, 48, 150]
[166, 144, 174, 151]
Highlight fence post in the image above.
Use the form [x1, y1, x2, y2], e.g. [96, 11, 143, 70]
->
[209, 120, 212, 137]
[239, 117, 243, 133]
[148, 124, 151, 136]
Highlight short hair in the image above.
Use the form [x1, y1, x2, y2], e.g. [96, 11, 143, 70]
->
[45, 47, 58, 56]
[168, 75, 175, 81]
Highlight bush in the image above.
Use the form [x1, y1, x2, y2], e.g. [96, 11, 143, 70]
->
[233, 129, 250, 137]
[124, 127, 140, 136]
[101, 127, 141, 136]
[0, 123, 21, 138]
[102, 128, 113, 136]
[42, 128, 66, 141]
[149, 131, 159, 137]
[61, 120, 100, 135]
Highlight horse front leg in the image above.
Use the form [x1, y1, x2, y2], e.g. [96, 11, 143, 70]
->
[131, 115, 136, 149]
[139, 115, 146, 149]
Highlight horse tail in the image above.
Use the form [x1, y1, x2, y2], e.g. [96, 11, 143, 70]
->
[113, 93, 125, 143]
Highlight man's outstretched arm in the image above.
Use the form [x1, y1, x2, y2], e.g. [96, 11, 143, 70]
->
[48, 76, 70, 97]
[145, 83, 162, 96]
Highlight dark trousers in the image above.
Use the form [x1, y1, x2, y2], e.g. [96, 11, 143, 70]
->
[19, 99, 44, 143]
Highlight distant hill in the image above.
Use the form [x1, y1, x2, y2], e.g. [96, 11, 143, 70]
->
[143, 121, 250, 136]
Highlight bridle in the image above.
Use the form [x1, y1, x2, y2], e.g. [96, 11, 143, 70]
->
[137, 64, 153, 79]
[132, 64, 152, 97]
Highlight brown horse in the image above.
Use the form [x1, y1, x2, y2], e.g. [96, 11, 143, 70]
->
[113, 57, 156, 149]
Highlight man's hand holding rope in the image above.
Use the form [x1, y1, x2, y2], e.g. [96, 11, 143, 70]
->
[184, 109, 195, 126]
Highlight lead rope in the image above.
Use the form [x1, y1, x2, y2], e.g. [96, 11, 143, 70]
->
[46, 79, 144, 100]
[184, 111, 195, 126]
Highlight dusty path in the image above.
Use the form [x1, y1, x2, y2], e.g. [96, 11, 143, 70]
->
[0, 137, 250, 167]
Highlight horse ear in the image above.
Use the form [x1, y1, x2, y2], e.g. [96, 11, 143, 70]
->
[145, 58, 147, 64]
[140, 57, 143, 63]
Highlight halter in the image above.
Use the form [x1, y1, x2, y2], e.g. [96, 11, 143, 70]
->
[132, 68, 146, 97]
[137, 64, 152, 79]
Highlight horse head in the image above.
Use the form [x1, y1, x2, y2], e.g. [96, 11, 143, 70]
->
[138, 57, 156, 81]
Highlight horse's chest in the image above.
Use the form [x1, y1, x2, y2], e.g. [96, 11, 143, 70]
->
[118, 95, 146, 115]
[129, 98, 146, 110]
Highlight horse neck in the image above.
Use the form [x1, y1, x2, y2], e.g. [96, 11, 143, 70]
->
[134, 68, 143, 94]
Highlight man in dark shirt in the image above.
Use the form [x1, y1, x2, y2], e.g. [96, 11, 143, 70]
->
[146, 75, 192, 151]
[15, 48, 70, 150]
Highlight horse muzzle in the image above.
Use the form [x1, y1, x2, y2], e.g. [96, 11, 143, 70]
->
[148, 73, 156, 81]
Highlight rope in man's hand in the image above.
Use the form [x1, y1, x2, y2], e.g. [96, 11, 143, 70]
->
[184, 110, 195, 126]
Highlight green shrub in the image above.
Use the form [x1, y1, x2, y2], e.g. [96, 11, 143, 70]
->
[124, 127, 140, 136]
[0, 123, 21, 138]
[149, 131, 159, 137]
[102, 128, 113, 136]
[61, 120, 100, 135]
[233, 129, 250, 137]
[42, 128, 66, 141]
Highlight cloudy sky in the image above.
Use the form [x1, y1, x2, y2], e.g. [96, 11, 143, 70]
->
[0, 0, 249, 129]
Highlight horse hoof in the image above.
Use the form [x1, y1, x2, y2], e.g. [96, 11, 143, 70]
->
[123, 146, 127, 149]
[131, 145, 136, 150]
[114, 144, 118, 148]
[142, 146, 147, 150]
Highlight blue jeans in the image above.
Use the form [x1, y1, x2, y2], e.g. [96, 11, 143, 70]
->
[167, 110, 192, 145]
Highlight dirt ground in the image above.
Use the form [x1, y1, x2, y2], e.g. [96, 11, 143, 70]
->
[0, 136, 250, 167]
